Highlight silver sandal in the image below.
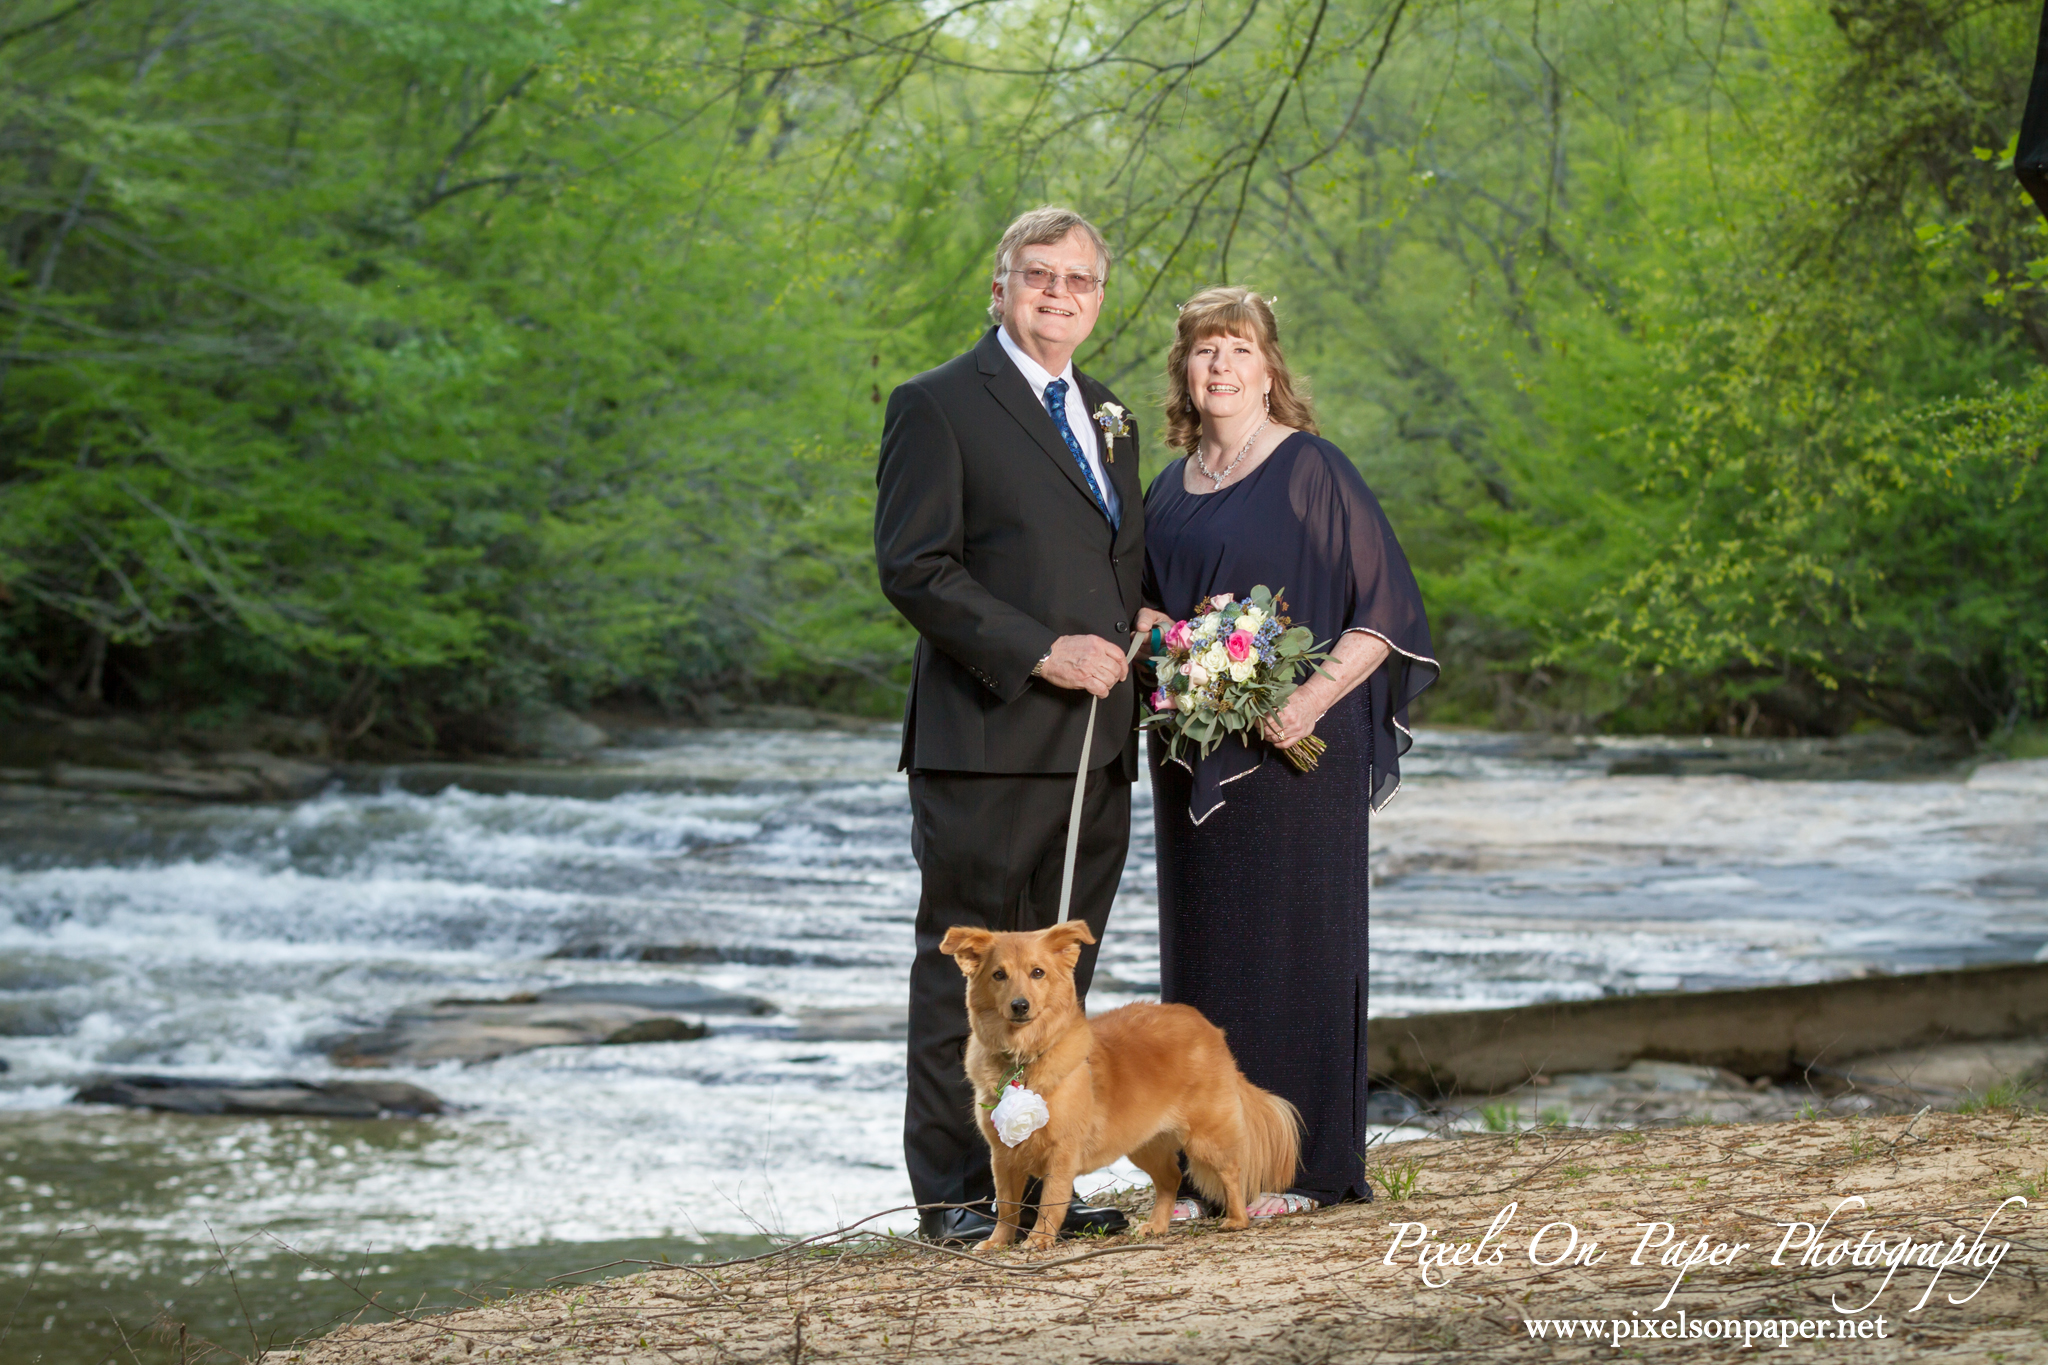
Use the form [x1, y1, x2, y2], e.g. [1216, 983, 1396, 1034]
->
[1249, 1191, 1320, 1219]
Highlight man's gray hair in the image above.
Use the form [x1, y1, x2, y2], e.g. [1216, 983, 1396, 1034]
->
[988, 206, 1111, 323]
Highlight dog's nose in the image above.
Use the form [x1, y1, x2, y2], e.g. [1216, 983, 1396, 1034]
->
[1009, 997, 1030, 1016]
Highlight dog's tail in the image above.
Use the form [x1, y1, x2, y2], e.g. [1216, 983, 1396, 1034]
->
[1202, 1076, 1302, 1202]
[1239, 1078, 1304, 1199]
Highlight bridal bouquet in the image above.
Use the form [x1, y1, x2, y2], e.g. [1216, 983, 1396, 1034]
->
[1141, 586, 1329, 772]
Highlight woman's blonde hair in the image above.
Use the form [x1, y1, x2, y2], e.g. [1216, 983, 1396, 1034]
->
[1163, 287, 1317, 452]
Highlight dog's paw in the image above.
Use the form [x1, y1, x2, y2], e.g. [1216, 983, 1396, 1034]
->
[1021, 1232, 1058, 1252]
[970, 1237, 1002, 1254]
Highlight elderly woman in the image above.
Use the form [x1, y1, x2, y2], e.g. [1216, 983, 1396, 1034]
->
[1134, 287, 1437, 1216]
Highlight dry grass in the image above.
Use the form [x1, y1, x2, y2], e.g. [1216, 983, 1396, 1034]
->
[275, 1111, 2048, 1364]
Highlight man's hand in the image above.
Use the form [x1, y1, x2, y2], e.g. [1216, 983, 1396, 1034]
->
[1134, 608, 1173, 636]
[1038, 634, 1131, 698]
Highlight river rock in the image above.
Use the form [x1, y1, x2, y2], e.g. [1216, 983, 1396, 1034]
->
[1089, 971, 1161, 995]
[73, 1075, 444, 1118]
[48, 764, 260, 799]
[328, 996, 717, 1066]
[1969, 757, 2048, 792]
[508, 707, 610, 757]
[601, 1017, 710, 1044]
[0, 706, 335, 801]
[40, 754, 333, 801]
[0, 1056, 10, 1073]
[1365, 1088, 1421, 1125]
[1451, 1060, 1800, 1128]
[791, 1008, 907, 1041]
[537, 983, 773, 1014]
[204, 751, 334, 800]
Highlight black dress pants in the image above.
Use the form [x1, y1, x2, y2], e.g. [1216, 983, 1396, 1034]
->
[903, 763, 1130, 1213]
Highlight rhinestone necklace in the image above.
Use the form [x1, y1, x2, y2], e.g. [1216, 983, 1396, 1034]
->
[1197, 416, 1270, 490]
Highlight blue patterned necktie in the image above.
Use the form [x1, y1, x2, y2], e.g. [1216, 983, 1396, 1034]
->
[1043, 378, 1119, 528]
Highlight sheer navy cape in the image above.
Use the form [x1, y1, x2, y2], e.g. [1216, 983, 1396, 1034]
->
[1141, 433, 1438, 824]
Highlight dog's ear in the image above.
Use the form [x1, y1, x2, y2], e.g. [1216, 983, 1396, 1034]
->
[939, 926, 995, 975]
[1042, 921, 1096, 961]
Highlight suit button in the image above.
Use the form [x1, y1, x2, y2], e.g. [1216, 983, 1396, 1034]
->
[1111, 555, 1120, 567]
[1116, 620, 1128, 633]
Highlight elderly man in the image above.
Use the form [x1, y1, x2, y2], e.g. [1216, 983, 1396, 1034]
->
[874, 206, 1143, 1245]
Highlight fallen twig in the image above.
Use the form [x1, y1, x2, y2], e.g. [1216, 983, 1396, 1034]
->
[877, 1232, 1170, 1272]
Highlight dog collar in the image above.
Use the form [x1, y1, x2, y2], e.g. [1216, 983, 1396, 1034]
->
[981, 1055, 1034, 1108]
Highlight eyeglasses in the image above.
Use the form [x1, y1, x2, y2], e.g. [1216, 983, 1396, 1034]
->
[1007, 266, 1102, 295]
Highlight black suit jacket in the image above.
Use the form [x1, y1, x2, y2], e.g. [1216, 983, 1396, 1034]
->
[875, 326, 1144, 775]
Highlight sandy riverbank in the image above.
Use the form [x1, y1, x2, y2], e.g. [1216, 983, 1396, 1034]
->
[275, 1110, 2046, 1364]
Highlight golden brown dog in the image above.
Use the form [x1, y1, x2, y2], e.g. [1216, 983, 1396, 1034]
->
[939, 920, 1301, 1251]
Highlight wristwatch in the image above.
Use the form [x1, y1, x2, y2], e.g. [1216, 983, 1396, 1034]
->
[1030, 651, 1051, 678]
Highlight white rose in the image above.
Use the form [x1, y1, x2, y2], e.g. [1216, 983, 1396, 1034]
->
[1228, 659, 1255, 683]
[990, 1085, 1050, 1147]
[1237, 607, 1265, 633]
[1200, 643, 1230, 672]
[1156, 659, 1177, 684]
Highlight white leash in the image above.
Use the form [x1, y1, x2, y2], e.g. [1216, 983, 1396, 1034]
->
[1057, 632, 1148, 924]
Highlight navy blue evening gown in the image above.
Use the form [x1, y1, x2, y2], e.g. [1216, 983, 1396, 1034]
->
[1142, 432, 1436, 1203]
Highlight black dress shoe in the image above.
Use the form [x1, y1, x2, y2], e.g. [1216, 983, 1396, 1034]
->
[1014, 1178, 1131, 1238]
[918, 1205, 1000, 1245]
[1053, 1200, 1130, 1237]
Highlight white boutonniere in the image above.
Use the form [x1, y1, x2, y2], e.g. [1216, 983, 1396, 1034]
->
[1092, 402, 1132, 460]
[988, 1082, 1050, 1147]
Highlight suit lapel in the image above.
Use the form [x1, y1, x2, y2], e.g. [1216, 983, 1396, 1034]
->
[1076, 371, 1141, 548]
[976, 328, 1102, 515]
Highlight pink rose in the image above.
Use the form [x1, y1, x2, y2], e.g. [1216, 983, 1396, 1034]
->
[1225, 631, 1253, 662]
[1150, 688, 1176, 711]
[1208, 592, 1236, 609]
[1163, 620, 1193, 651]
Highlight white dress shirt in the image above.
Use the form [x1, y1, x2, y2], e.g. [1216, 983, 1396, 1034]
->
[996, 324, 1119, 522]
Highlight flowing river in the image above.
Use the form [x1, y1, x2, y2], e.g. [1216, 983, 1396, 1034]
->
[3, 727, 2045, 1362]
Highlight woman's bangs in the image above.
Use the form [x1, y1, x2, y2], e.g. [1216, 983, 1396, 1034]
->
[1184, 300, 1269, 348]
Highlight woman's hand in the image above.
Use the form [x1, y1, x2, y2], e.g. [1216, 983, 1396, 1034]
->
[1262, 696, 1320, 750]
[1134, 607, 1173, 637]
[1261, 633, 1390, 746]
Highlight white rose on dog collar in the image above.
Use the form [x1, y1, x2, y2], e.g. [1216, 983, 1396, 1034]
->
[989, 1083, 1050, 1147]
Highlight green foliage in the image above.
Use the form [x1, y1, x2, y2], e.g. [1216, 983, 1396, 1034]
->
[0, 0, 916, 736]
[1420, 0, 2048, 737]
[1368, 1152, 1424, 1200]
[1, 0, 2040, 746]
[1955, 1076, 2042, 1115]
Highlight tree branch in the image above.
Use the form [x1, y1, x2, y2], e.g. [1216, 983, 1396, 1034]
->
[419, 66, 540, 214]
[1218, 0, 1331, 283]
[0, 0, 99, 50]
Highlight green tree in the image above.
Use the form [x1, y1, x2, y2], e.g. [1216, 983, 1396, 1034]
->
[2, 0, 2040, 747]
